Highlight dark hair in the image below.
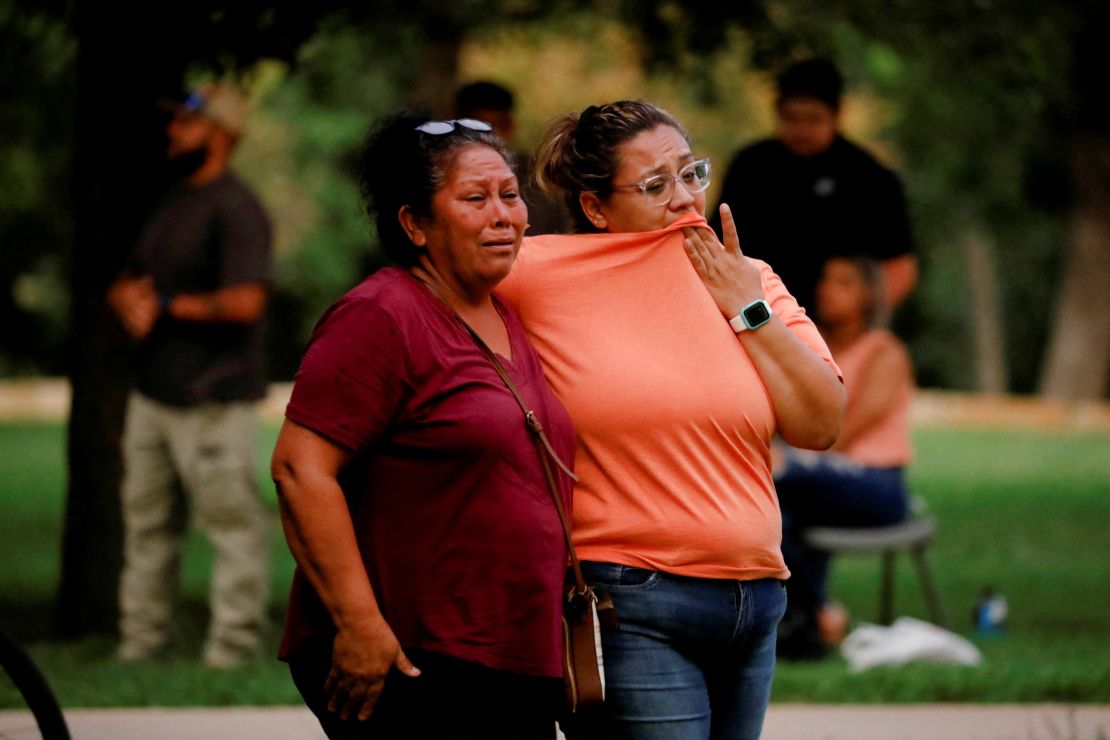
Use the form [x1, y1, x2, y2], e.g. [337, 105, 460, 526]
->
[456, 81, 515, 116]
[534, 100, 689, 233]
[355, 112, 512, 266]
[827, 255, 888, 328]
[777, 59, 844, 111]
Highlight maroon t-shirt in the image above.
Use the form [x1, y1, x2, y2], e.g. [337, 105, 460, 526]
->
[279, 268, 575, 677]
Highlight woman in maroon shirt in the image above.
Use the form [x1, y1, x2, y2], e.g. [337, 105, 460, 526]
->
[271, 114, 576, 740]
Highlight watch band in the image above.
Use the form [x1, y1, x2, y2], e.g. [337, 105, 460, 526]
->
[728, 299, 773, 333]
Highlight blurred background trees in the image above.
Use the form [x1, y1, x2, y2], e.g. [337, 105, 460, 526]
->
[0, 0, 1106, 634]
[1, 0, 75, 377]
[4, 0, 1106, 395]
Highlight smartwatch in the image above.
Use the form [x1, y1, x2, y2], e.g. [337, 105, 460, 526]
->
[728, 299, 773, 333]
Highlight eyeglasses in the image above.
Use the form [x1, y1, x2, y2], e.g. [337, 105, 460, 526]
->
[414, 118, 493, 135]
[611, 158, 712, 205]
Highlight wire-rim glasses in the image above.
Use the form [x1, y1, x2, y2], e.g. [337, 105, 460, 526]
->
[414, 118, 493, 135]
[611, 158, 712, 205]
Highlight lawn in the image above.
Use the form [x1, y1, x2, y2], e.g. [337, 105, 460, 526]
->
[0, 420, 1107, 708]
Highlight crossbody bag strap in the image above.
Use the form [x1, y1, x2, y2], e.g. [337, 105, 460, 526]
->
[416, 278, 590, 595]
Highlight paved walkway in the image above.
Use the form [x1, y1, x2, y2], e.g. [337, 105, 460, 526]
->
[2, 704, 1108, 739]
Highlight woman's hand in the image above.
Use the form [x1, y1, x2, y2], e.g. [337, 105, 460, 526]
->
[682, 204, 763, 317]
[272, 419, 421, 721]
[681, 205, 845, 449]
[326, 614, 420, 721]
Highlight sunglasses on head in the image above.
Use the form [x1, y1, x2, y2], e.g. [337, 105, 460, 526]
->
[414, 118, 493, 135]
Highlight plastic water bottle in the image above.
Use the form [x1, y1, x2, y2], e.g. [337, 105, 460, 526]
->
[973, 587, 1008, 637]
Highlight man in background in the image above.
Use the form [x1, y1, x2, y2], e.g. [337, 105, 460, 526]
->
[456, 80, 569, 235]
[711, 59, 917, 313]
[108, 83, 272, 669]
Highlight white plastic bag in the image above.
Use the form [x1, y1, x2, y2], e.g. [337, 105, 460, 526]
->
[840, 616, 982, 672]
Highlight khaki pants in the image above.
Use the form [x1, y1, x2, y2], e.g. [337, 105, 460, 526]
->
[118, 392, 270, 664]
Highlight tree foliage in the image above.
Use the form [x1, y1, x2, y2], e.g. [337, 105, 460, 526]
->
[0, 1, 75, 375]
[616, 0, 1108, 395]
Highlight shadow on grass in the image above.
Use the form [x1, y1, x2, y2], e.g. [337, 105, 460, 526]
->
[0, 599, 57, 644]
[0, 597, 289, 649]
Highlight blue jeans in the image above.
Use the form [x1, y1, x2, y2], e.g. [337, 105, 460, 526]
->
[775, 451, 907, 612]
[562, 563, 787, 740]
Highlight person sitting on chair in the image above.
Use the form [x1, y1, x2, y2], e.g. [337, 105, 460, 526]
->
[774, 255, 915, 660]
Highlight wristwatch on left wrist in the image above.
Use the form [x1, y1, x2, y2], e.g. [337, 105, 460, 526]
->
[728, 299, 773, 333]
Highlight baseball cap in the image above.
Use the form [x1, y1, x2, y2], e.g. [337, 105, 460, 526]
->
[171, 83, 249, 136]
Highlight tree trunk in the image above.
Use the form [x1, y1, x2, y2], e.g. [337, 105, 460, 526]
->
[962, 227, 1009, 394]
[57, 4, 185, 637]
[1039, 132, 1110, 400]
[58, 317, 129, 636]
[406, 26, 462, 116]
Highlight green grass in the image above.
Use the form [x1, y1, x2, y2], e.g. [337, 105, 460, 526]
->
[774, 428, 1110, 703]
[0, 421, 301, 708]
[0, 422, 1108, 707]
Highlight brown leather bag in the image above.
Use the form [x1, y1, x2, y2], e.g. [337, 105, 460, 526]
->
[561, 569, 612, 712]
[520, 406, 613, 713]
[437, 291, 612, 713]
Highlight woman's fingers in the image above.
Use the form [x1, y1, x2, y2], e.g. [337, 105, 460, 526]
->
[683, 220, 764, 317]
[344, 651, 420, 720]
[326, 663, 385, 721]
[352, 679, 384, 722]
[683, 231, 701, 262]
[340, 684, 365, 721]
[683, 226, 731, 278]
[394, 648, 421, 678]
[682, 225, 713, 251]
[322, 621, 421, 723]
[324, 665, 350, 715]
[719, 203, 743, 257]
[683, 232, 710, 277]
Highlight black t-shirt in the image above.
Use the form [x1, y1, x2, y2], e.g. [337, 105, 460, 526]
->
[128, 172, 272, 406]
[711, 136, 913, 312]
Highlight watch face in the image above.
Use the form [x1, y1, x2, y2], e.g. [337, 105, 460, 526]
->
[743, 301, 771, 328]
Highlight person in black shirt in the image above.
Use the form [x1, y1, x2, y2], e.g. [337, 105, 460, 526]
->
[710, 59, 917, 314]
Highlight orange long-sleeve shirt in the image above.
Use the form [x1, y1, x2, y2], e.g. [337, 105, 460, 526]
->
[497, 214, 840, 580]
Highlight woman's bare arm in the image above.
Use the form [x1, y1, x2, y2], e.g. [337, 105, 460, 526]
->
[271, 419, 419, 721]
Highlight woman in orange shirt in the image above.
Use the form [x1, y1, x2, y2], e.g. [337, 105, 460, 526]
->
[497, 101, 845, 740]
[774, 256, 914, 660]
